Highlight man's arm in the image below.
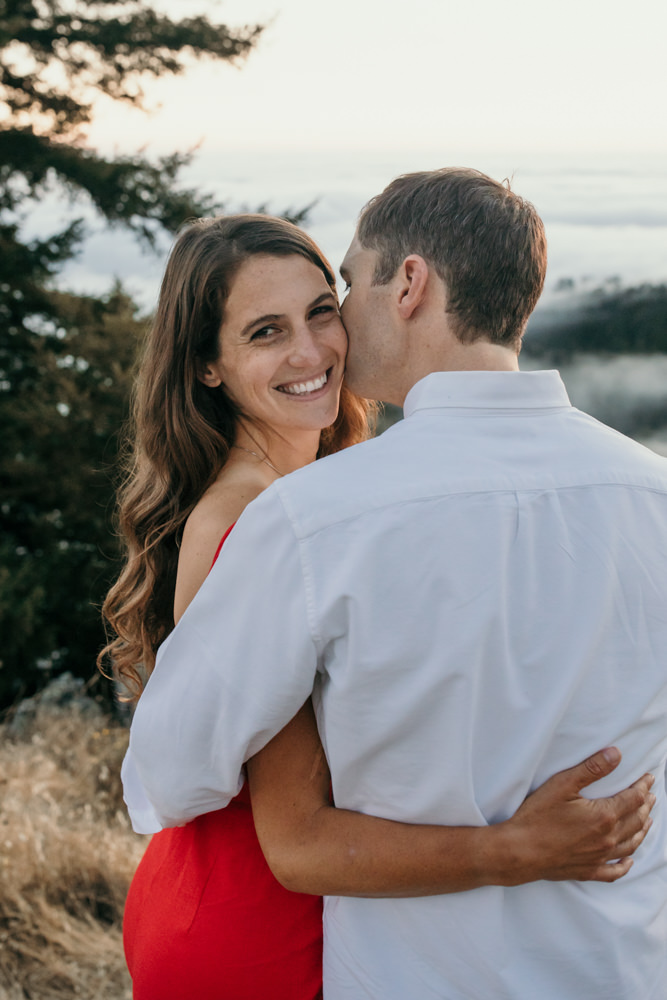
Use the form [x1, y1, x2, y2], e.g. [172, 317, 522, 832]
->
[126, 485, 318, 829]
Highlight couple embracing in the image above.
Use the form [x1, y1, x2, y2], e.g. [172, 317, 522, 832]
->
[103, 168, 667, 999]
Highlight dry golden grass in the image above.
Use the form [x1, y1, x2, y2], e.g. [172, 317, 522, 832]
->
[0, 702, 145, 999]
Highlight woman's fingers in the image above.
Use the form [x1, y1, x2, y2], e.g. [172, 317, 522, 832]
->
[593, 774, 655, 859]
[600, 814, 653, 865]
[512, 753, 657, 885]
[586, 856, 634, 883]
[562, 747, 622, 793]
[555, 811, 654, 882]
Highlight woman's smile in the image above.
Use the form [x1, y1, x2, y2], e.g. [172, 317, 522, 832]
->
[275, 368, 331, 397]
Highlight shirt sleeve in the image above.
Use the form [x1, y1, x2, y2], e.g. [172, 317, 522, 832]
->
[121, 745, 164, 834]
[124, 484, 318, 830]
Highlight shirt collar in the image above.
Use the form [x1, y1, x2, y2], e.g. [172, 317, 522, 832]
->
[403, 370, 571, 418]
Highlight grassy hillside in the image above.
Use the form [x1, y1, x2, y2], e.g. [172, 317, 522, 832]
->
[0, 702, 143, 999]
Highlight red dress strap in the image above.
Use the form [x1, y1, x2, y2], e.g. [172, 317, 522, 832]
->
[210, 522, 236, 570]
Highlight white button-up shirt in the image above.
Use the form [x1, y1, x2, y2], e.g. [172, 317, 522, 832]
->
[125, 370, 667, 999]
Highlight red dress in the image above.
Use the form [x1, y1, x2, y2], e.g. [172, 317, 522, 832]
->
[123, 529, 323, 999]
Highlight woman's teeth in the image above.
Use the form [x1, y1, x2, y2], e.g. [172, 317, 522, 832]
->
[278, 372, 328, 395]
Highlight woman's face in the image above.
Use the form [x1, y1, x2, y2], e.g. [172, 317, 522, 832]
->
[203, 253, 347, 440]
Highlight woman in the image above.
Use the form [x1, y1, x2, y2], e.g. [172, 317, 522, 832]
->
[100, 215, 649, 999]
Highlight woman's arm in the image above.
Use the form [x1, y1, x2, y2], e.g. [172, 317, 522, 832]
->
[247, 700, 654, 897]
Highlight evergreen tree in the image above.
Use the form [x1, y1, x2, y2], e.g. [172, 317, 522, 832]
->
[0, 0, 263, 707]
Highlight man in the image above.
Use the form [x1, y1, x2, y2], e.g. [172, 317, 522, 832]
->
[127, 169, 667, 997]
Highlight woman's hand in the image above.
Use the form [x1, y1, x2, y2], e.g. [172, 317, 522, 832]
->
[492, 747, 655, 885]
[248, 702, 655, 897]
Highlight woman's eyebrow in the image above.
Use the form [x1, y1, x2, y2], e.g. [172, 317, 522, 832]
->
[308, 291, 336, 310]
[240, 313, 283, 337]
[240, 292, 336, 338]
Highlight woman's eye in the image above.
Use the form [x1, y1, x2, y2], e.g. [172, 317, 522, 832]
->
[308, 303, 340, 322]
[250, 325, 279, 341]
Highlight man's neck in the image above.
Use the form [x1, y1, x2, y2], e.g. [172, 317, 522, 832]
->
[393, 342, 520, 406]
[434, 341, 520, 373]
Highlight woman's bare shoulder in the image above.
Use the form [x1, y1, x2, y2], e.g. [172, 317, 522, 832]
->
[174, 467, 268, 622]
[184, 471, 265, 547]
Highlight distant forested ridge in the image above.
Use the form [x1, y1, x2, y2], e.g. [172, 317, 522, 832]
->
[524, 283, 667, 359]
[523, 282, 667, 442]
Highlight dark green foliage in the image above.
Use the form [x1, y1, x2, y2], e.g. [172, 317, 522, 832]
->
[0, 0, 260, 132]
[0, 286, 143, 703]
[525, 284, 667, 360]
[0, 1, 263, 708]
[2, 129, 220, 246]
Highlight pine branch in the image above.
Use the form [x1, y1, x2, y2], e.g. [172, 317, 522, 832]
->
[0, 1, 262, 130]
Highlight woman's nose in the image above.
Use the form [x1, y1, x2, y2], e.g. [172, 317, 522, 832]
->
[288, 325, 324, 367]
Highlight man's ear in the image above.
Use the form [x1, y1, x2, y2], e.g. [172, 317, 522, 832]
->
[396, 255, 429, 319]
[197, 360, 223, 388]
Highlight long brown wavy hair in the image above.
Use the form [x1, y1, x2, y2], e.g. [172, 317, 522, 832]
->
[98, 214, 374, 701]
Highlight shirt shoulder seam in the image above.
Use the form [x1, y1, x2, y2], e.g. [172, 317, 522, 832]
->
[276, 478, 667, 542]
[274, 484, 323, 648]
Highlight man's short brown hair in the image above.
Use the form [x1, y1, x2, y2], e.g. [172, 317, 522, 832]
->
[357, 168, 547, 349]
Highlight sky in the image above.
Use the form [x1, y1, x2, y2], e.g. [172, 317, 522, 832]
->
[87, 0, 667, 157]
[51, 0, 667, 453]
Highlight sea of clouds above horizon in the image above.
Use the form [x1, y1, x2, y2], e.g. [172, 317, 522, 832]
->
[26, 149, 667, 313]
[18, 148, 667, 456]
